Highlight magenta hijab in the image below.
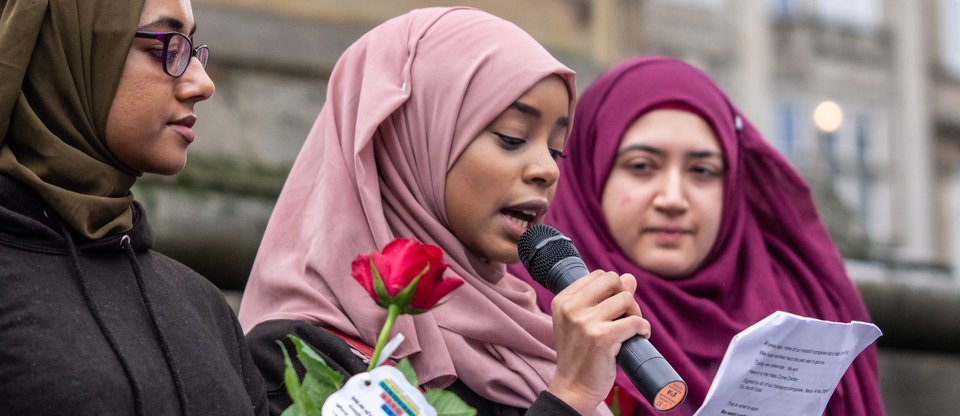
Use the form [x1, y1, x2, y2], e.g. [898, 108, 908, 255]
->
[512, 57, 883, 415]
[237, 7, 591, 410]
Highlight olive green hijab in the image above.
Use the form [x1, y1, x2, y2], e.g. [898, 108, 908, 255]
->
[0, 0, 145, 239]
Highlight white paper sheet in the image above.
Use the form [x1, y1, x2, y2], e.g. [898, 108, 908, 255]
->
[693, 311, 881, 416]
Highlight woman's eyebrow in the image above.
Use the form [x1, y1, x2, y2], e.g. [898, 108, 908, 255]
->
[509, 101, 540, 118]
[510, 102, 569, 128]
[617, 144, 663, 157]
[139, 17, 197, 35]
[616, 145, 722, 160]
[688, 150, 723, 159]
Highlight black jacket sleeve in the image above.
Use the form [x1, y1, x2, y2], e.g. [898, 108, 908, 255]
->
[232, 318, 270, 416]
[528, 390, 581, 415]
[245, 319, 580, 416]
[246, 319, 369, 416]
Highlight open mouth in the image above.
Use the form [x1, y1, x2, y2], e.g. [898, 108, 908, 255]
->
[500, 208, 538, 230]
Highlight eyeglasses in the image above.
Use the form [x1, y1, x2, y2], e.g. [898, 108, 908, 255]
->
[134, 31, 209, 78]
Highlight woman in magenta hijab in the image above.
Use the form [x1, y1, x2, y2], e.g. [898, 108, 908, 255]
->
[512, 56, 884, 415]
[239, 7, 648, 415]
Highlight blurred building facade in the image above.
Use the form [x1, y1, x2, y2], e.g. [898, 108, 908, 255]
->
[137, 1, 960, 414]
[590, 0, 960, 271]
[168, 0, 960, 273]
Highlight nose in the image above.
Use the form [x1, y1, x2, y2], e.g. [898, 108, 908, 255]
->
[652, 168, 688, 215]
[521, 144, 560, 188]
[176, 57, 216, 102]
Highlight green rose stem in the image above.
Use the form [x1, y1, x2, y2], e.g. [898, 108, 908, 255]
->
[280, 239, 475, 415]
[367, 258, 430, 372]
[368, 302, 401, 372]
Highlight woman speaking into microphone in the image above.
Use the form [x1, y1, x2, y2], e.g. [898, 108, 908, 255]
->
[239, 7, 650, 415]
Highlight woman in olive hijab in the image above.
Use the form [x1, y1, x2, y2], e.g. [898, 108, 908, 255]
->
[0, 0, 266, 414]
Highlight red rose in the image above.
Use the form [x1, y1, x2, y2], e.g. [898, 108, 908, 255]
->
[351, 238, 463, 313]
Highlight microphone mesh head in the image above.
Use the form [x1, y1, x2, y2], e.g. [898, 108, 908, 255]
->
[517, 224, 582, 286]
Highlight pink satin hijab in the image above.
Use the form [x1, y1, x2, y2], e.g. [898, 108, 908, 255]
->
[511, 57, 883, 415]
[238, 7, 585, 409]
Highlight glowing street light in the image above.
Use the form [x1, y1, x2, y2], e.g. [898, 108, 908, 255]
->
[814, 100, 843, 133]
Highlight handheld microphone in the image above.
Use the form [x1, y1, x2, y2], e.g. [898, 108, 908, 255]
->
[518, 224, 686, 412]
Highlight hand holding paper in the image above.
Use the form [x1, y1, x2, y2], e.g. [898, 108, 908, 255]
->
[694, 311, 881, 416]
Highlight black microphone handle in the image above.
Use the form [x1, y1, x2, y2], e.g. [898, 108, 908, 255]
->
[546, 257, 687, 412]
[543, 257, 588, 293]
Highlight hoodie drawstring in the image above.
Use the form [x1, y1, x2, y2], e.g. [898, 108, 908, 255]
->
[59, 218, 189, 415]
[120, 235, 190, 415]
[59, 222, 145, 416]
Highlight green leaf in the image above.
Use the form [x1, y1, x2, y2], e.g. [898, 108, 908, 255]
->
[289, 335, 344, 395]
[395, 357, 418, 386]
[372, 259, 391, 304]
[297, 374, 322, 415]
[277, 341, 305, 415]
[394, 263, 429, 311]
[280, 336, 345, 416]
[424, 389, 477, 416]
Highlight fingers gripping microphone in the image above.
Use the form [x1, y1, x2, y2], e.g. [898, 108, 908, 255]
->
[518, 224, 686, 412]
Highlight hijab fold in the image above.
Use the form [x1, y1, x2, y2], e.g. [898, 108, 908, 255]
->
[0, 0, 142, 239]
[238, 7, 592, 410]
[520, 57, 883, 415]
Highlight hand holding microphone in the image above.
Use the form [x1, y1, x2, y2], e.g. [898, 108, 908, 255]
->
[519, 224, 686, 412]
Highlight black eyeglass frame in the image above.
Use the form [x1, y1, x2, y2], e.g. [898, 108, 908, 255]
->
[133, 31, 209, 78]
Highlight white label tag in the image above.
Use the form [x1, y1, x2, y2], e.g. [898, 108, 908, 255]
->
[321, 366, 435, 416]
[376, 333, 405, 367]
